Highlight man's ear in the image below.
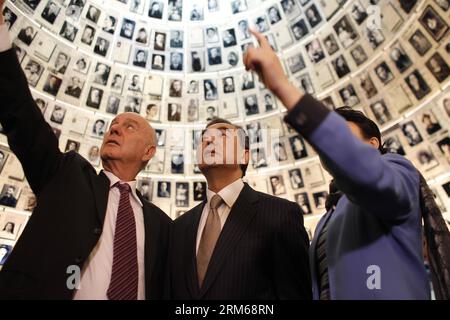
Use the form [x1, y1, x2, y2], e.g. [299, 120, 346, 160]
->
[368, 137, 380, 150]
[244, 149, 250, 165]
[142, 145, 156, 163]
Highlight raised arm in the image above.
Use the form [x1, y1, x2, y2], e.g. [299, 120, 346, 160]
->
[0, 1, 62, 195]
[244, 30, 418, 221]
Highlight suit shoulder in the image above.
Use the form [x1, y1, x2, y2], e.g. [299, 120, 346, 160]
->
[254, 190, 298, 209]
[174, 202, 203, 226]
[383, 153, 419, 180]
[144, 200, 173, 225]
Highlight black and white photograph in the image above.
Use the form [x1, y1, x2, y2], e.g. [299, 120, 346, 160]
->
[91, 118, 108, 138]
[65, 0, 85, 20]
[170, 52, 183, 71]
[59, 21, 78, 42]
[323, 34, 340, 55]
[364, 26, 385, 49]
[157, 181, 171, 198]
[426, 52, 450, 83]
[281, 0, 301, 19]
[244, 94, 259, 116]
[86, 87, 103, 109]
[387, 46, 411, 75]
[80, 25, 95, 45]
[237, 19, 251, 40]
[124, 96, 142, 113]
[350, 45, 368, 66]
[85, 5, 100, 23]
[313, 191, 328, 211]
[289, 168, 304, 190]
[41, 0, 61, 24]
[193, 181, 207, 201]
[332, 55, 351, 78]
[94, 37, 110, 57]
[251, 148, 268, 169]
[65, 139, 80, 153]
[168, 103, 181, 121]
[204, 79, 218, 101]
[247, 122, 262, 144]
[169, 79, 183, 98]
[135, 179, 152, 203]
[106, 95, 120, 114]
[286, 53, 306, 74]
[0, 213, 25, 240]
[339, 84, 360, 107]
[297, 73, 315, 95]
[170, 30, 183, 48]
[23, 0, 41, 11]
[375, 62, 395, 85]
[17, 25, 36, 46]
[416, 147, 439, 171]
[350, 1, 368, 25]
[405, 70, 431, 100]
[135, 27, 149, 45]
[64, 76, 84, 98]
[419, 5, 449, 41]
[43, 74, 62, 96]
[3, 6, 17, 30]
[437, 136, 450, 163]
[305, 4, 322, 28]
[231, 0, 248, 14]
[0, 184, 19, 208]
[408, 29, 432, 56]
[168, 0, 182, 21]
[267, 5, 282, 25]
[128, 74, 143, 93]
[384, 135, 406, 155]
[102, 15, 117, 34]
[305, 40, 325, 64]
[190, 3, 204, 21]
[241, 72, 255, 90]
[223, 76, 235, 93]
[145, 103, 159, 121]
[151, 54, 165, 71]
[208, 0, 219, 12]
[49, 105, 66, 124]
[223, 29, 237, 48]
[290, 19, 309, 41]
[289, 135, 307, 160]
[73, 57, 90, 74]
[93, 63, 111, 85]
[24, 59, 43, 87]
[370, 99, 392, 125]
[207, 46, 222, 66]
[333, 15, 359, 48]
[270, 175, 286, 196]
[50, 51, 70, 74]
[120, 18, 136, 40]
[273, 142, 288, 162]
[175, 182, 189, 207]
[133, 49, 148, 68]
[295, 193, 312, 215]
[154, 32, 166, 51]
[359, 73, 378, 99]
[401, 121, 424, 147]
[420, 111, 442, 136]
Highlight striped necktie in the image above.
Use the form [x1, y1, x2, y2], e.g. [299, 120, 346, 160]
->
[107, 182, 138, 300]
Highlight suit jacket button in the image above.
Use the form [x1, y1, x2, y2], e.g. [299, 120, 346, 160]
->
[93, 228, 101, 235]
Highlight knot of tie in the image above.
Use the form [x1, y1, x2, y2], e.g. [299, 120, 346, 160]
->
[115, 182, 131, 194]
[210, 194, 223, 210]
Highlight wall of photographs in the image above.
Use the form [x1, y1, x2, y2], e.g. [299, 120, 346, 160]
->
[0, 0, 449, 266]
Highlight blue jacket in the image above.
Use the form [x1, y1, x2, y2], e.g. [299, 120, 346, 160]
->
[285, 95, 430, 300]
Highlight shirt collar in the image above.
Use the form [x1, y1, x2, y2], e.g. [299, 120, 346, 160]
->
[206, 178, 244, 209]
[102, 170, 143, 207]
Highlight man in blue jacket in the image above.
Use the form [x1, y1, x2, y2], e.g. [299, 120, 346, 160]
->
[244, 30, 430, 299]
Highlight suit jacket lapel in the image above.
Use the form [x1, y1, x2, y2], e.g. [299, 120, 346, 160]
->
[137, 191, 161, 299]
[87, 169, 110, 227]
[199, 183, 259, 298]
[186, 202, 205, 298]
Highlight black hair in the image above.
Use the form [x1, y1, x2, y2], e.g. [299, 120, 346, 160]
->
[334, 107, 386, 154]
[203, 118, 250, 177]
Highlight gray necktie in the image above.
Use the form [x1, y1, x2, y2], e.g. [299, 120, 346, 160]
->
[197, 194, 223, 288]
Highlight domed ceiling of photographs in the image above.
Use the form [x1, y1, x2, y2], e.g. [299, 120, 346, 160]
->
[0, 0, 449, 235]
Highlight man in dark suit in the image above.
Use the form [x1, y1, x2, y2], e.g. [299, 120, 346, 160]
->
[169, 118, 311, 299]
[0, 4, 171, 299]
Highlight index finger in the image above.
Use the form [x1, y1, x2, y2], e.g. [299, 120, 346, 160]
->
[249, 28, 270, 49]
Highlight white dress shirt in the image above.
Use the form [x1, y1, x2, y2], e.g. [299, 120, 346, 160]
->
[196, 178, 245, 254]
[73, 171, 146, 300]
[0, 23, 12, 52]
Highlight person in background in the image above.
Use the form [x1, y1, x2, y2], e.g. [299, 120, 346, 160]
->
[244, 29, 432, 299]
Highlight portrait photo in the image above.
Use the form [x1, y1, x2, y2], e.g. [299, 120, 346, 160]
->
[289, 168, 304, 190]
[41, 1, 61, 24]
[270, 175, 286, 196]
[0, 184, 20, 208]
[333, 15, 359, 49]
[59, 21, 78, 42]
[86, 87, 104, 109]
[193, 181, 207, 201]
[157, 181, 171, 198]
[43, 74, 62, 96]
[295, 193, 312, 215]
[390, 44, 412, 73]
[426, 52, 450, 83]
[24, 59, 43, 87]
[401, 121, 424, 147]
[65, 139, 80, 153]
[408, 29, 432, 56]
[0, 244, 12, 266]
[289, 135, 307, 160]
[175, 182, 189, 207]
[17, 25, 36, 46]
[405, 70, 431, 100]
[419, 5, 449, 41]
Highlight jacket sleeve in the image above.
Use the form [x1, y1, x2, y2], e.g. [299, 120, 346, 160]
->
[273, 202, 312, 299]
[284, 94, 419, 222]
[0, 48, 62, 196]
